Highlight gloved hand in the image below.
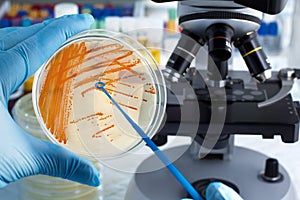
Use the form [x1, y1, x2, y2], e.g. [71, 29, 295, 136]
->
[205, 182, 243, 200]
[0, 14, 100, 188]
[182, 182, 243, 200]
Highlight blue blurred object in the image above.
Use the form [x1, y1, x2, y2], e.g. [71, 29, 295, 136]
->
[21, 18, 32, 27]
[258, 21, 268, 36]
[113, 7, 123, 17]
[90, 8, 102, 29]
[17, 10, 28, 17]
[102, 8, 112, 17]
[268, 22, 279, 36]
[0, 19, 11, 28]
[92, 8, 102, 19]
[0, 14, 100, 188]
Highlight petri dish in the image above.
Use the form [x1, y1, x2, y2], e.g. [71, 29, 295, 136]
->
[33, 30, 166, 160]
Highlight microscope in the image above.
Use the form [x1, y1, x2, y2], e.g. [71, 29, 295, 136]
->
[125, 0, 300, 199]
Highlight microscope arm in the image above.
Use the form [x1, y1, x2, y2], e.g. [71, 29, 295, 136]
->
[152, 0, 287, 14]
[234, 0, 287, 14]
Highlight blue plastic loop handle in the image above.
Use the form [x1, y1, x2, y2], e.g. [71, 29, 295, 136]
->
[95, 81, 202, 200]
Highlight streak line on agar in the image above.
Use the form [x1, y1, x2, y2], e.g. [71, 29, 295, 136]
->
[92, 124, 115, 138]
[70, 112, 104, 124]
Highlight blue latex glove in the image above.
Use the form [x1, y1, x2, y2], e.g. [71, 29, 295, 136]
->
[182, 182, 243, 200]
[0, 14, 100, 188]
[206, 182, 243, 200]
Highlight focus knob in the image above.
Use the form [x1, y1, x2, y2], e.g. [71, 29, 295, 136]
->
[261, 158, 283, 182]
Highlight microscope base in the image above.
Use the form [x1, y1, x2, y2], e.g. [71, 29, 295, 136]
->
[125, 145, 297, 200]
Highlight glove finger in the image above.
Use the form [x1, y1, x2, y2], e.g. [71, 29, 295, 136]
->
[0, 27, 21, 54]
[0, 17, 56, 51]
[0, 27, 20, 36]
[2, 14, 94, 94]
[32, 139, 100, 187]
[206, 182, 243, 200]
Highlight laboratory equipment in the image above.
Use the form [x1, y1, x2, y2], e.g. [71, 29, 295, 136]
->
[32, 29, 166, 160]
[125, 0, 300, 199]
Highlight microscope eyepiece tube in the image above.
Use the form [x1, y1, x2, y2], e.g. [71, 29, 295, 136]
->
[234, 32, 272, 82]
[166, 30, 202, 75]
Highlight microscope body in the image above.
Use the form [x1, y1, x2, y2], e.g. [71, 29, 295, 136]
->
[125, 0, 300, 199]
[153, 0, 300, 153]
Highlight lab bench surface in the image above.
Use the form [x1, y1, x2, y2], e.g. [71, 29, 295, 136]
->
[1, 135, 300, 199]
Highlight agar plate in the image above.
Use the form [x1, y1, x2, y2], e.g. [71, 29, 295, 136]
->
[33, 30, 166, 159]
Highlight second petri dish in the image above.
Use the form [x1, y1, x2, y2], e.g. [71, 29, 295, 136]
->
[33, 30, 166, 160]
